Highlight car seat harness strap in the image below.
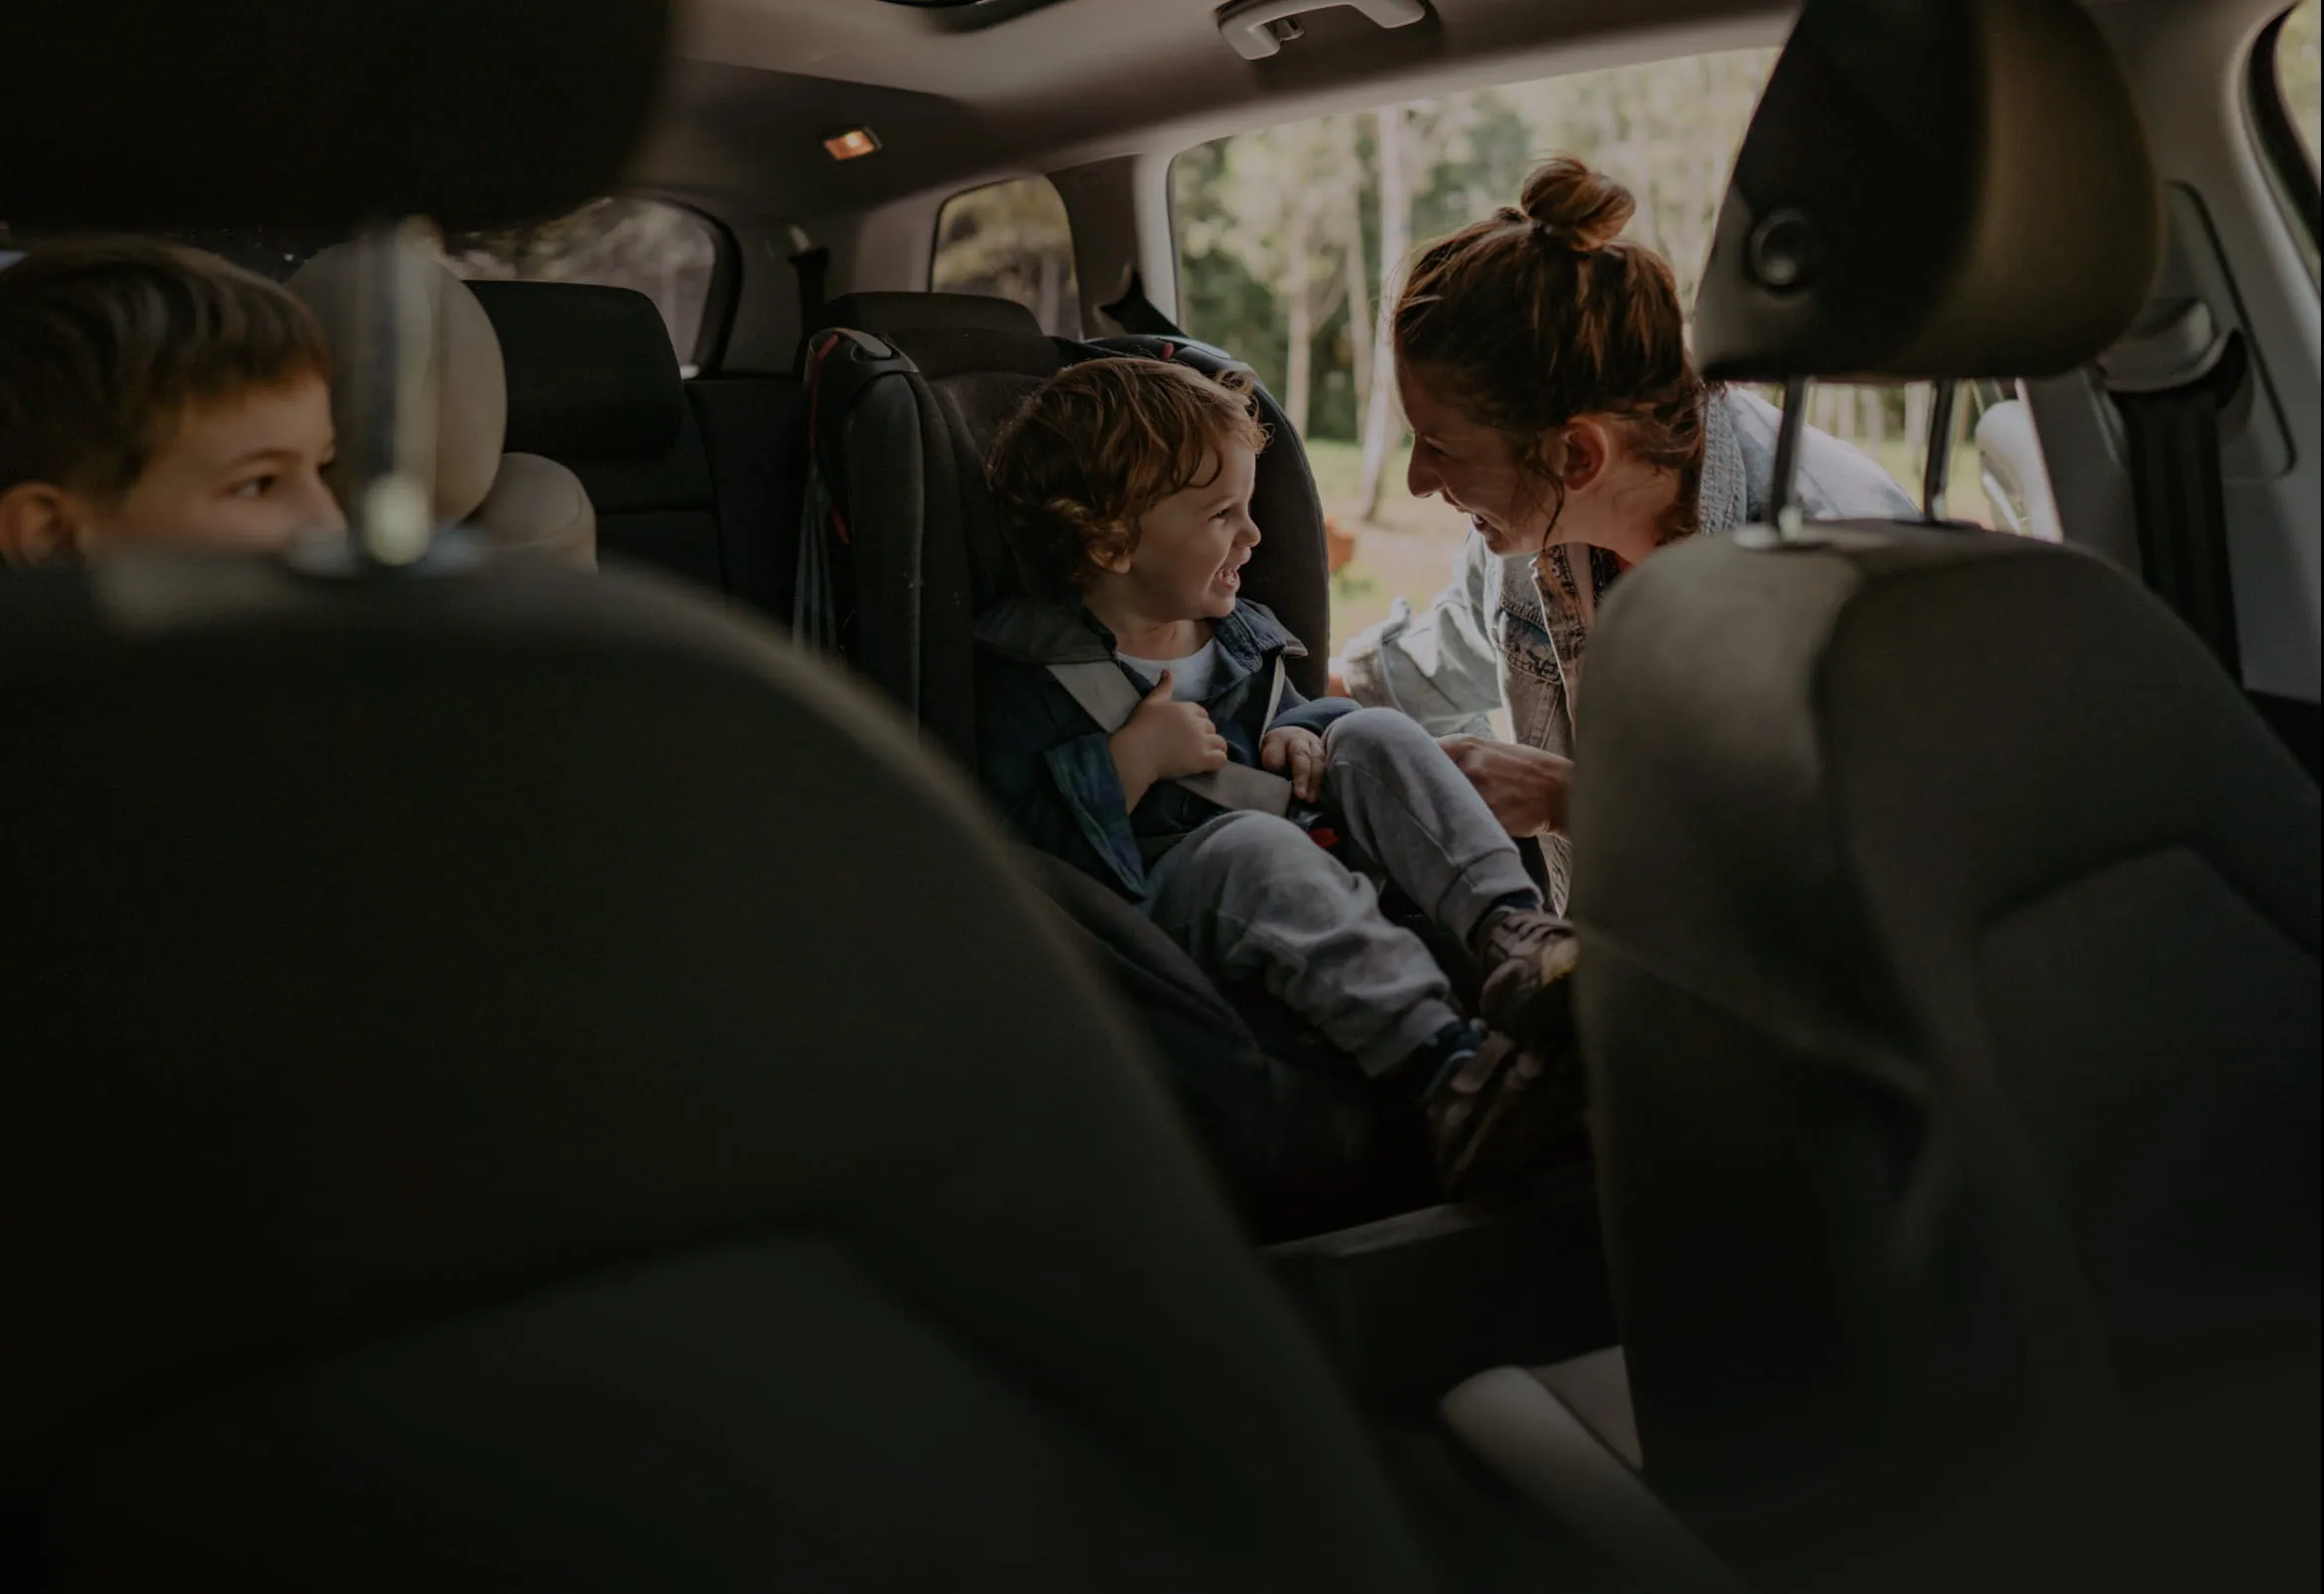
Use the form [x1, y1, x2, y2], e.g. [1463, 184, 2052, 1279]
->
[1047, 657, 1305, 820]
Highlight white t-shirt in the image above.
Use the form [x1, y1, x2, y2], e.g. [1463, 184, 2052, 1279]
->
[1118, 638, 1223, 702]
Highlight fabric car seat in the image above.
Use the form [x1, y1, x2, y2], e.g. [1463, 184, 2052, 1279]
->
[796, 290, 1334, 770]
[0, 551, 1446, 1593]
[286, 241, 597, 566]
[1442, 3, 2321, 1592]
[469, 278, 805, 611]
[793, 292, 1453, 1232]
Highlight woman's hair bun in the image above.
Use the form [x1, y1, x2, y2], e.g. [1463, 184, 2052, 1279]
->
[1519, 157, 1635, 251]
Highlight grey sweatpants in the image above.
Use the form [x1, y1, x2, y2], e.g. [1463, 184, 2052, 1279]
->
[1142, 707, 1541, 1077]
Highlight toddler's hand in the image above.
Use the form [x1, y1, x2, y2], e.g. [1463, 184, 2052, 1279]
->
[1260, 725, 1326, 802]
[1110, 671, 1230, 807]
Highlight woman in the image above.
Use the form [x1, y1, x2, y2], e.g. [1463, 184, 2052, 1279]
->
[1332, 157, 1916, 904]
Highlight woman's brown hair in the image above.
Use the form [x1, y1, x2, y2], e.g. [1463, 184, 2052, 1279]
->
[1393, 156, 1706, 543]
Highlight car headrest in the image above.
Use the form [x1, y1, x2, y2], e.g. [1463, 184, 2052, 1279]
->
[819, 292, 1057, 379]
[286, 242, 508, 525]
[471, 453, 598, 570]
[1693, 0, 2160, 381]
[3, 0, 670, 228]
[468, 282, 686, 459]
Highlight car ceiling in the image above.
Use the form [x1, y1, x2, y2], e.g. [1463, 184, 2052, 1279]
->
[636, 0, 1793, 217]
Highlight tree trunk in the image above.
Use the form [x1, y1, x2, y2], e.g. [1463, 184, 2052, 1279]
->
[1336, 120, 1373, 435]
[1036, 250, 1062, 336]
[1284, 220, 1314, 440]
[1357, 103, 1410, 518]
[1904, 382, 1932, 482]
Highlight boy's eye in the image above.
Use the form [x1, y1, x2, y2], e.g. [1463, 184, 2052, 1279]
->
[230, 476, 278, 500]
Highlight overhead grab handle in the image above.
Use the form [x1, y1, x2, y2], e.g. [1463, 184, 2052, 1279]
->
[1216, 0, 1426, 62]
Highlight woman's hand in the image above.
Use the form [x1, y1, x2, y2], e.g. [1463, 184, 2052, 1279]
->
[1439, 734, 1572, 836]
[1260, 725, 1327, 802]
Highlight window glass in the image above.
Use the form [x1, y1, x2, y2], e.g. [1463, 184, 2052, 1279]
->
[1170, 50, 2058, 645]
[440, 197, 724, 373]
[21, 199, 728, 371]
[2277, 0, 2321, 177]
[932, 177, 1084, 340]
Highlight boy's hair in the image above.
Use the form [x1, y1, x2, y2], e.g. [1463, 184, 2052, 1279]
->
[0, 237, 334, 500]
[987, 358, 1269, 594]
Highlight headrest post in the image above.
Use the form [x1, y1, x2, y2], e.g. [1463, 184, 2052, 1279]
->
[342, 221, 440, 572]
[1922, 379, 1960, 522]
[1767, 375, 1811, 540]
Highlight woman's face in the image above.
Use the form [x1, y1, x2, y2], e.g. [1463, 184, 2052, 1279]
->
[1399, 364, 1553, 557]
[1401, 363, 1657, 561]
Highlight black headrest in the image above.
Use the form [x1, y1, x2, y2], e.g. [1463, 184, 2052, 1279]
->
[3, 1, 670, 228]
[470, 281, 686, 459]
[819, 292, 1058, 379]
[1693, 0, 2160, 381]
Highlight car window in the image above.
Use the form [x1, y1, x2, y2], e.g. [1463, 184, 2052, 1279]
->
[440, 196, 725, 374]
[23, 199, 729, 373]
[2275, 0, 2321, 177]
[931, 176, 1084, 339]
[1169, 49, 2047, 646]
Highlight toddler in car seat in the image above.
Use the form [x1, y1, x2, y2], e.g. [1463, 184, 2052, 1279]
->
[0, 238, 343, 567]
[975, 357, 1582, 1195]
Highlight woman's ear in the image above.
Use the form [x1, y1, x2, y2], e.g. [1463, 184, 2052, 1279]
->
[0, 482, 89, 567]
[1559, 417, 1614, 495]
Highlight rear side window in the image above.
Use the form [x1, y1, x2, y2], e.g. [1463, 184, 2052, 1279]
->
[2274, 0, 2320, 177]
[440, 197, 726, 373]
[932, 177, 1084, 339]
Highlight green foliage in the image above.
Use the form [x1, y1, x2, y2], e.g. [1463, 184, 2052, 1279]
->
[2281, 0, 2321, 174]
[1171, 48, 1782, 440]
[439, 196, 719, 361]
[931, 178, 1083, 338]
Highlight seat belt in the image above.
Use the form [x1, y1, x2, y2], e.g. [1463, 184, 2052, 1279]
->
[1097, 267, 1189, 340]
[1047, 657, 1297, 817]
[2100, 298, 2246, 675]
[789, 244, 830, 334]
[793, 328, 918, 657]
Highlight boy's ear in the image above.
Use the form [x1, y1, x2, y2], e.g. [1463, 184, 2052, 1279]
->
[1089, 522, 1138, 576]
[0, 482, 90, 568]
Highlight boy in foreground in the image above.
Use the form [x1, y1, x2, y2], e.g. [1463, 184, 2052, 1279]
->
[976, 358, 1582, 1196]
[0, 238, 343, 566]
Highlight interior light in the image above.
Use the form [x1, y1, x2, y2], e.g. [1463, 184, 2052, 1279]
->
[822, 127, 881, 162]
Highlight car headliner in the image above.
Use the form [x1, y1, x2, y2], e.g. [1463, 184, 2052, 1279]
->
[637, 0, 1796, 217]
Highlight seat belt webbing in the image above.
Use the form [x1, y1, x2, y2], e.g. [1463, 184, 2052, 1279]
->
[1097, 268, 1189, 341]
[1048, 657, 1295, 817]
[2101, 299, 2246, 675]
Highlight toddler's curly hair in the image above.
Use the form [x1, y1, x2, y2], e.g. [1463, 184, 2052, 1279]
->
[987, 358, 1268, 595]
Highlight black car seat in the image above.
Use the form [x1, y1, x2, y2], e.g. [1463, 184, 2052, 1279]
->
[796, 290, 1333, 770]
[286, 241, 597, 566]
[793, 292, 1451, 1232]
[469, 279, 805, 613]
[1442, 3, 2322, 1592]
[0, 552, 1449, 1594]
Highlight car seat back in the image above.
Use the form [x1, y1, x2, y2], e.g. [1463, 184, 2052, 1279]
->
[797, 291, 1331, 767]
[287, 241, 597, 567]
[461, 280, 807, 612]
[0, 553, 1440, 1593]
[1573, 1, 2321, 1588]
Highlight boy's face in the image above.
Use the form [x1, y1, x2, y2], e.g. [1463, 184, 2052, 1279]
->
[1091, 439, 1260, 624]
[0, 373, 344, 565]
